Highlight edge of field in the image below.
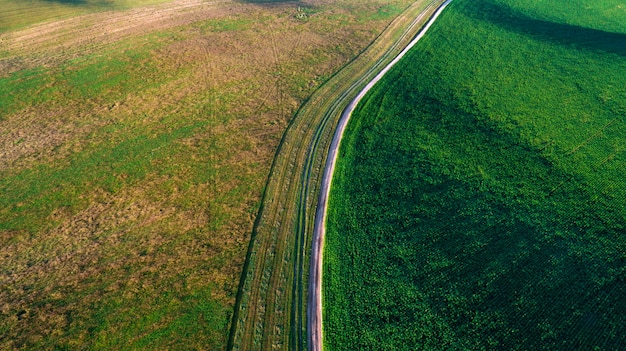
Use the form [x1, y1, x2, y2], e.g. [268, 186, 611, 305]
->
[227, 1, 445, 350]
[308, 3, 453, 349]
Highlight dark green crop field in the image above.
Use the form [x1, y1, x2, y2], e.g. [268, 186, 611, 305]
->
[324, 0, 626, 349]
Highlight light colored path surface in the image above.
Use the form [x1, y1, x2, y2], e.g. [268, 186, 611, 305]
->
[307, 0, 453, 349]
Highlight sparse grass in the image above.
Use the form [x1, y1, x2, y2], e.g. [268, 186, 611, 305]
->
[325, 0, 626, 349]
[359, 3, 406, 22]
[0, 43, 160, 119]
[196, 17, 255, 33]
[0, 0, 433, 349]
[0, 0, 169, 31]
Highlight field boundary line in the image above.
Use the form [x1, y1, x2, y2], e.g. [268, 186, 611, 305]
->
[566, 118, 616, 156]
[227, 1, 448, 349]
[307, 1, 453, 350]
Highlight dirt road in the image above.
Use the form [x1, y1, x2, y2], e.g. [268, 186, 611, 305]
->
[307, 1, 453, 349]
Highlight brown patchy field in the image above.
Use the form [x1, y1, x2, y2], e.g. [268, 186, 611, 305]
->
[0, 0, 414, 348]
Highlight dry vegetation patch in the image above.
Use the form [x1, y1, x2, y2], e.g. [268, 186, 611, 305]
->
[0, 0, 414, 348]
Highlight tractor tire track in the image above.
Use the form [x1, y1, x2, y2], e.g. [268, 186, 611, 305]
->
[228, 1, 447, 350]
[307, 1, 453, 350]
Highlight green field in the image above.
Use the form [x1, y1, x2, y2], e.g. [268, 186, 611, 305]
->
[324, 0, 626, 349]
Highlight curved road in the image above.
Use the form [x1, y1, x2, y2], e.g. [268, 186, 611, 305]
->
[307, 1, 454, 350]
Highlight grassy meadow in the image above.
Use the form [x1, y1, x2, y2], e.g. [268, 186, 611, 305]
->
[0, 0, 415, 349]
[325, 0, 626, 349]
[0, 0, 170, 31]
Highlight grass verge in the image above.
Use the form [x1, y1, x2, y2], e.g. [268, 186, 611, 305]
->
[228, 1, 445, 350]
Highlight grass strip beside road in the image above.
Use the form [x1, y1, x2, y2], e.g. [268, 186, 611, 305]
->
[228, 1, 445, 350]
[309, 2, 453, 350]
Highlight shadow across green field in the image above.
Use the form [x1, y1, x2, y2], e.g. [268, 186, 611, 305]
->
[325, 54, 626, 350]
[324, 0, 626, 349]
[474, 1, 626, 57]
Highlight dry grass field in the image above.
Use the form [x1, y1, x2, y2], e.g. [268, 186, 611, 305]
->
[0, 0, 414, 348]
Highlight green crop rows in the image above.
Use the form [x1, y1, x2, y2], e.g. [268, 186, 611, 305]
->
[324, 0, 626, 349]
